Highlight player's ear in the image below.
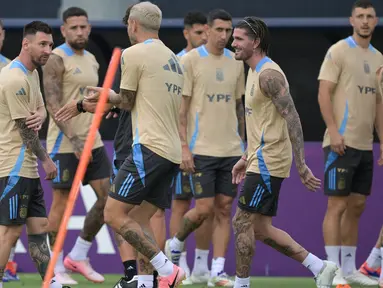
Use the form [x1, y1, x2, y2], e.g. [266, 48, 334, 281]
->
[183, 28, 189, 41]
[22, 37, 29, 50]
[349, 16, 354, 28]
[253, 37, 260, 51]
[60, 24, 66, 38]
[88, 23, 92, 36]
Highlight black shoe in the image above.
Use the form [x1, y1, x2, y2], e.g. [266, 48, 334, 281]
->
[153, 270, 158, 288]
[114, 275, 138, 288]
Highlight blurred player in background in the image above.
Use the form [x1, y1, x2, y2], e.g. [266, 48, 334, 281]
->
[166, 9, 245, 287]
[0, 21, 66, 288]
[42, 7, 110, 285]
[318, 0, 383, 286]
[231, 16, 337, 288]
[171, 10, 209, 284]
[0, 19, 19, 284]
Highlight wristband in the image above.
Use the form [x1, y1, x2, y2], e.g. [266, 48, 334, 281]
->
[76, 99, 86, 113]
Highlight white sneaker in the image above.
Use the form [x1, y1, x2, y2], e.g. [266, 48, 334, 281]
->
[190, 271, 210, 284]
[208, 273, 234, 287]
[314, 260, 338, 288]
[332, 269, 348, 285]
[55, 272, 78, 285]
[344, 270, 379, 286]
[165, 239, 182, 266]
[181, 277, 194, 285]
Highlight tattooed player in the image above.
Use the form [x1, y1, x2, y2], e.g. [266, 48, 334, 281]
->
[0, 21, 67, 288]
[42, 7, 110, 285]
[230, 17, 338, 288]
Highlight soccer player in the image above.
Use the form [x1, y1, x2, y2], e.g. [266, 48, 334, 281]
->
[166, 9, 245, 287]
[318, 0, 383, 285]
[0, 21, 66, 288]
[0, 20, 10, 71]
[359, 226, 382, 284]
[230, 16, 337, 288]
[79, 2, 186, 288]
[171, 11, 210, 284]
[42, 7, 110, 285]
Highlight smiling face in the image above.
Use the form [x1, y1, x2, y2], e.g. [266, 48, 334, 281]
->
[232, 27, 256, 61]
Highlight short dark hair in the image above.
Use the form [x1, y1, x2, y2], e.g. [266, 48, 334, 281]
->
[23, 21, 53, 38]
[235, 17, 270, 54]
[207, 9, 232, 26]
[184, 11, 207, 28]
[122, 4, 135, 25]
[63, 7, 88, 22]
[352, 0, 374, 12]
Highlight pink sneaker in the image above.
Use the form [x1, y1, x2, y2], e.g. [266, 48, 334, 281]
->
[63, 256, 104, 283]
[158, 265, 186, 288]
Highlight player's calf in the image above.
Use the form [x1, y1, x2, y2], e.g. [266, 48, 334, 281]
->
[0, 225, 23, 283]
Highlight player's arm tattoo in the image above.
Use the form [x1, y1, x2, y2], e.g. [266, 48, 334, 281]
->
[43, 54, 83, 151]
[28, 233, 51, 280]
[15, 119, 49, 161]
[232, 209, 255, 278]
[236, 98, 246, 142]
[259, 69, 306, 172]
[110, 89, 137, 111]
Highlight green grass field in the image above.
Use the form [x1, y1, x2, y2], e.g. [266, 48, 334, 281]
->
[3, 274, 321, 288]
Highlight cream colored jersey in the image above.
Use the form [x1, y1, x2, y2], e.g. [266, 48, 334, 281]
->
[318, 36, 383, 151]
[0, 60, 45, 178]
[245, 57, 292, 180]
[120, 39, 184, 164]
[0, 54, 11, 71]
[181, 45, 245, 157]
[46, 43, 103, 155]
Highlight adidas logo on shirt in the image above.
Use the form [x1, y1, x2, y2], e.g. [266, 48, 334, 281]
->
[16, 88, 26, 96]
[73, 67, 82, 74]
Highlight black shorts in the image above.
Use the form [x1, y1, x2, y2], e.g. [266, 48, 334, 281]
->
[0, 177, 46, 225]
[109, 144, 179, 210]
[237, 172, 284, 217]
[323, 146, 373, 196]
[171, 171, 193, 201]
[111, 158, 125, 183]
[190, 155, 239, 199]
[51, 146, 111, 190]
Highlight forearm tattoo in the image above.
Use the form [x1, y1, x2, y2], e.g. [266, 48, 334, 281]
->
[236, 99, 246, 142]
[15, 119, 49, 161]
[118, 89, 137, 111]
[176, 216, 204, 241]
[259, 69, 306, 172]
[232, 209, 255, 278]
[28, 234, 51, 280]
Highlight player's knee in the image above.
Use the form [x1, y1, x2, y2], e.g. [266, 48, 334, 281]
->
[215, 200, 233, 220]
[171, 200, 190, 215]
[326, 196, 347, 215]
[0, 226, 23, 245]
[195, 202, 214, 219]
[104, 203, 117, 228]
[346, 197, 366, 217]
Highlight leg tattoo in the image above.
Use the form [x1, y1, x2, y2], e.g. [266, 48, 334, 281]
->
[138, 256, 154, 275]
[0, 266, 4, 280]
[114, 231, 125, 248]
[176, 216, 204, 241]
[28, 234, 51, 280]
[48, 231, 57, 248]
[80, 200, 105, 242]
[233, 209, 255, 278]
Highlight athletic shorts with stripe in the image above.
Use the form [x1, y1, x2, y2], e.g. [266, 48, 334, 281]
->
[109, 144, 179, 210]
[50, 146, 111, 190]
[171, 171, 193, 201]
[0, 177, 46, 225]
[237, 172, 284, 217]
[323, 146, 373, 196]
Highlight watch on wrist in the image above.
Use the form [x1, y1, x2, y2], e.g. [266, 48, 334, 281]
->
[77, 99, 86, 113]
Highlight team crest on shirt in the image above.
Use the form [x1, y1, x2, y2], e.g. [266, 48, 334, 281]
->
[62, 169, 70, 182]
[216, 68, 224, 82]
[364, 61, 370, 74]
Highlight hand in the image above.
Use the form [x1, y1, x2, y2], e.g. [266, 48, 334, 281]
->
[298, 164, 321, 192]
[84, 86, 103, 103]
[83, 98, 98, 114]
[26, 111, 44, 132]
[181, 145, 195, 173]
[378, 144, 383, 166]
[42, 157, 57, 180]
[329, 129, 346, 156]
[55, 100, 80, 122]
[106, 111, 119, 119]
[232, 158, 247, 184]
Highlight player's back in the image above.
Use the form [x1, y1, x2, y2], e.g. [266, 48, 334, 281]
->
[245, 57, 292, 179]
[46, 43, 103, 155]
[122, 39, 184, 164]
[0, 60, 43, 179]
[319, 36, 383, 150]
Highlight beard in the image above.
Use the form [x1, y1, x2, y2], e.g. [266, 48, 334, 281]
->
[69, 39, 88, 50]
[32, 54, 50, 67]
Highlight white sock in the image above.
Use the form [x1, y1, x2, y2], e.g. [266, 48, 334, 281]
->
[0, 282, 3, 288]
[49, 276, 62, 288]
[380, 247, 383, 282]
[179, 252, 190, 277]
[211, 257, 225, 278]
[138, 275, 154, 288]
[53, 251, 65, 274]
[69, 237, 92, 261]
[234, 276, 250, 288]
[302, 253, 324, 277]
[193, 249, 209, 275]
[324, 246, 340, 268]
[8, 246, 16, 262]
[341, 246, 356, 276]
[170, 237, 184, 252]
[150, 252, 174, 277]
[366, 247, 381, 269]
